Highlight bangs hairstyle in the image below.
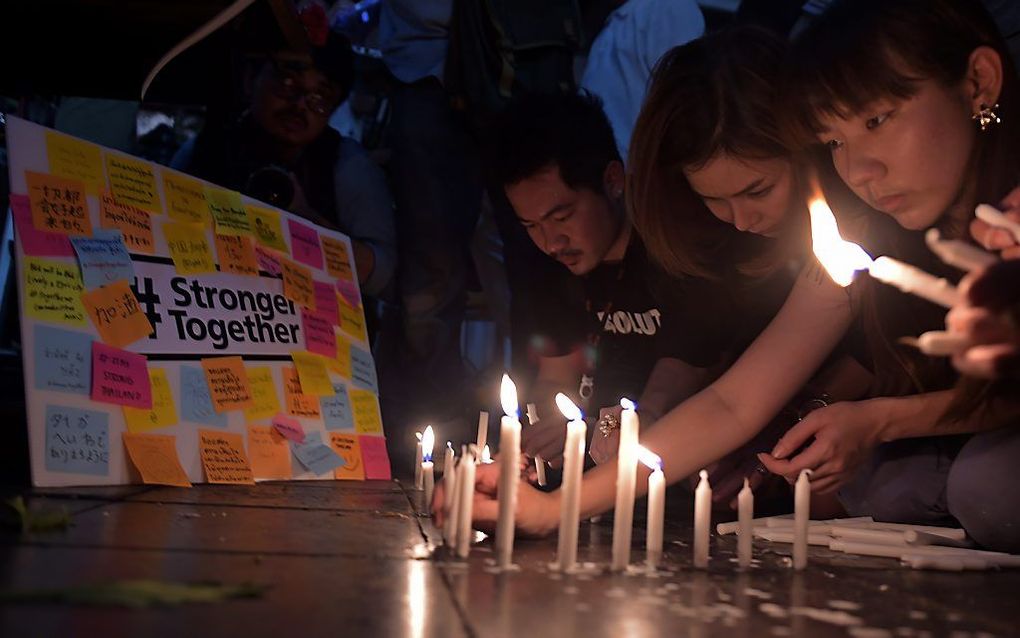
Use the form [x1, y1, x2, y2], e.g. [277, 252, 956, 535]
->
[628, 26, 793, 280]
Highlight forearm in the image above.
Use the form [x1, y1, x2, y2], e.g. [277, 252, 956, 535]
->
[637, 358, 709, 424]
[875, 390, 1020, 441]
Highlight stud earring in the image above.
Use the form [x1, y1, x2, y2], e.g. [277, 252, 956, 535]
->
[973, 102, 1002, 132]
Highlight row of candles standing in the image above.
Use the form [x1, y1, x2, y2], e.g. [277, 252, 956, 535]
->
[415, 374, 816, 571]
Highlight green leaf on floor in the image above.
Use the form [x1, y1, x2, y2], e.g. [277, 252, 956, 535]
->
[3, 496, 72, 534]
[0, 580, 268, 608]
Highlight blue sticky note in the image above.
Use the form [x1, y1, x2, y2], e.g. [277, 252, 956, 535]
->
[179, 365, 227, 427]
[45, 404, 110, 476]
[34, 325, 92, 395]
[350, 346, 378, 392]
[70, 229, 135, 290]
[291, 431, 345, 474]
[321, 383, 354, 431]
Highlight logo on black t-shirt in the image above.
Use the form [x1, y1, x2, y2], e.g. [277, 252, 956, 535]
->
[596, 308, 661, 336]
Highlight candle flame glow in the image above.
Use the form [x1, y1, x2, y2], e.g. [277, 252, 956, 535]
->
[620, 397, 636, 411]
[414, 431, 422, 441]
[421, 425, 434, 461]
[500, 373, 519, 419]
[555, 393, 583, 422]
[481, 445, 493, 463]
[809, 195, 873, 287]
[637, 445, 662, 471]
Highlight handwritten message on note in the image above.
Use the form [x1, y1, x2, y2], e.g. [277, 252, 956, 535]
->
[100, 191, 154, 254]
[358, 435, 392, 480]
[339, 295, 368, 343]
[272, 415, 306, 443]
[248, 206, 288, 252]
[328, 432, 365, 480]
[91, 341, 152, 409]
[349, 345, 378, 393]
[321, 236, 353, 281]
[81, 279, 154, 348]
[283, 366, 320, 418]
[288, 219, 324, 269]
[321, 383, 353, 431]
[281, 258, 316, 310]
[337, 278, 361, 308]
[302, 309, 336, 358]
[11, 193, 74, 257]
[201, 356, 253, 412]
[291, 431, 345, 475]
[163, 172, 210, 223]
[34, 324, 91, 395]
[199, 429, 255, 484]
[45, 131, 104, 194]
[329, 335, 353, 379]
[247, 425, 292, 480]
[350, 389, 383, 434]
[26, 171, 90, 236]
[244, 366, 281, 421]
[123, 368, 178, 433]
[164, 222, 216, 274]
[313, 281, 339, 326]
[123, 432, 191, 487]
[214, 234, 259, 277]
[291, 351, 334, 397]
[105, 153, 160, 213]
[255, 245, 282, 277]
[179, 366, 227, 426]
[45, 404, 109, 476]
[71, 229, 135, 290]
[205, 188, 251, 236]
[23, 257, 87, 326]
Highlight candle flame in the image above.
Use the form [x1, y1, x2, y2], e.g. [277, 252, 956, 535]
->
[555, 393, 583, 422]
[500, 373, 519, 419]
[421, 425, 434, 461]
[809, 195, 873, 286]
[620, 397, 636, 411]
[637, 445, 662, 471]
[414, 431, 422, 441]
[447, 441, 453, 450]
[481, 445, 493, 463]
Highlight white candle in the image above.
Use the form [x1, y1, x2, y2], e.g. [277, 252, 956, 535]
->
[481, 445, 493, 464]
[924, 228, 997, 272]
[414, 432, 423, 490]
[444, 447, 460, 547]
[738, 478, 753, 568]
[555, 393, 586, 571]
[526, 403, 547, 487]
[916, 330, 971, 356]
[477, 411, 489, 451]
[456, 445, 477, 559]
[442, 443, 456, 542]
[693, 469, 711, 569]
[793, 469, 812, 570]
[611, 398, 639, 571]
[421, 426, 435, 511]
[869, 256, 959, 308]
[496, 374, 522, 569]
[638, 446, 664, 569]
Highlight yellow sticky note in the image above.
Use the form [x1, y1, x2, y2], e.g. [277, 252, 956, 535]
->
[26, 171, 91, 236]
[198, 429, 255, 484]
[215, 234, 259, 276]
[81, 279, 154, 348]
[164, 221, 216, 274]
[201, 356, 253, 412]
[248, 206, 288, 252]
[23, 257, 87, 326]
[123, 368, 178, 432]
[339, 295, 368, 343]
[321, 236, 354, 281]
[281, 258, 316, 310]
[123, 432, 192, 487]
[100, 191, 154, 254]
[328, 335, 353, 379]
[329, 432, 365, 480]
[350, 389, 383, 434]
[247, 425, 292, 480]
[205, 187, 252, 236]
[46, 131, 104, 195]
[163, 172, 210, 223]
[283, 366, 322, 417]
[105, 153, 160, 213]
[291, 351, 334, 397]
[244, 366, 281, 421]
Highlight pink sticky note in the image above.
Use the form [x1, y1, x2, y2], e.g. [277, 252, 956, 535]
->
[10, 194, 74, 257]
[255, 245, 282, 276]
[337, 278, 361, 308]
[313, 281, 339, 325]
[302, 309, 337, 358]
[91, 342, 152, 409]
[288, 220, 324, 270]
[358, 435, 391, 480]
[272, 415, 306, 443]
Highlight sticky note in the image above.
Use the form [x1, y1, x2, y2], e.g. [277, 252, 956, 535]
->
[45, 131, 104, 195]
[328, 432, 365, 480]
[214, 234, 259, 277]
[198, 429, 255, 484]
[302, 309, 337, 358]
[23, 257, 87, 326]
[45, 404, 110, 476]
[313, 281, 339, 325]
[81, 279, 154, 348]
[34, 325, 92, 395]
[163, 221, 216, 274]
[247, 425, 292, 480]
[100, 191, 154, 254]
[205, 187, 251, 235]
[272, 415, 305, 443]
[339, 295, 368, 343]
[358, 435, 392, 480]
[329, 335, 353, 379]
[321, 236, 354, 281]
[337, 278, 361, 308]
[283, 366, 321, 418]
[71, 229, 135, 290]
[201, 356, 253, 412]
[26, 171, 90, 236]
[291, 351, 334, 397]
[105, 153, 160, 213]
[255, 245, 283, 277]
[288, 219, 324, 269]
[122, 432, 192, 487]
[163, 172, 209, 223]
[11, 193, 74, 257]
[321, 383, 353, 431]
[349, 346, 378, 393]
[291, 431, 345, 475]
[179, 365, 227, 426]
[123, 368, 178, 433]
[243, 367, 280, 421]
[281, 258, 315, 309]
[91, 342, 152, 408]
[248, 206, 288, 252]
[350, 389, 382, 434]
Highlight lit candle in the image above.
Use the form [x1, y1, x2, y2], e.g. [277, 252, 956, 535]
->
[443, 442, 456, 542]
[456, 445, 477, 559]
[793, 469, 812, 570]
[477, 410, 489, 451]
[555, 393, 586, 571]
[869, 257, 959, 308]
[611, 398, 639, 571]
[638, 445, 664, 570]
[924, 228, 996, 273]
[414, 432, 423, 490]
[526, 403, 547, 487]
[496, 374, 521, 569]
[444, 445, 460, 547]
[738, 478, 753, 568]
[421, 425, 435, 511]
[693, 469, 711, 569]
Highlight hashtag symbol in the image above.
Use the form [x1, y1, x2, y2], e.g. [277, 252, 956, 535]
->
[131, 276, 162, 339]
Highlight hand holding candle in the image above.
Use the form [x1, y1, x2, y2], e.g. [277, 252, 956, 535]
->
[496, 374, 522, 569]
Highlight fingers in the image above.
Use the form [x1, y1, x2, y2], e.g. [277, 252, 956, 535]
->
[971, 218, 1017, 252]
[474, 462, 501, 495]
[954, 343, 1020, 379]
[522, 425, 566, 461]
[771, 414, 826, 459]
[945, 306, 1013, 345]
[758, 442, 827, 481]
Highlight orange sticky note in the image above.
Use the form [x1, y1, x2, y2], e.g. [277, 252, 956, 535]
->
[123, 432, 192, 487]
[26, 171, 90, 236]
[163, 172, 210, 223]
[123, 368, 178, 433]
[198, 429, 255, 484]
[350, 388, 383, 434]
[215, 234, 259, 276]
[201, 356, 253, 412]
[321, 236, 354, 281]
[247, 425, 292, 480]
[81, 279, 154, 348]
[164, 221, 216, 274]
[45, 131, 104, 195]
[100, 191, 155, 254]
[283, 366, 321, 418]
[281, 258, 316, 310]
[105, 153, 160, 213]
[329, 432, 365, 480]
[339, 295, 369, 343]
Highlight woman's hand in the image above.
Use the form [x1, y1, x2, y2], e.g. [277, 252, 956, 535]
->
[946, 260, 1020, 379]
[970, 188, 1020, 259]
[520, 418, 567, 468]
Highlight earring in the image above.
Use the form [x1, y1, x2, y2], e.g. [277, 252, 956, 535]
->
[973, 102, 1001, 131]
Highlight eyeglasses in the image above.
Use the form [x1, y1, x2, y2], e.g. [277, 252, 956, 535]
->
[265, 60, 338, 116]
